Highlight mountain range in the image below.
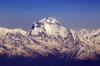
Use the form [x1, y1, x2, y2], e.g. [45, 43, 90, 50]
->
[0, 17, 100, 66]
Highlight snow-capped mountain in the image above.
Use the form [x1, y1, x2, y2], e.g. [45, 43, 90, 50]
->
[0, 17, 100, 61]
[28, 17, 69, 38]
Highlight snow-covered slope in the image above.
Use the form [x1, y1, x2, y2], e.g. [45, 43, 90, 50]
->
[0, 17, 100, 60]
[0, 27, 27, 36]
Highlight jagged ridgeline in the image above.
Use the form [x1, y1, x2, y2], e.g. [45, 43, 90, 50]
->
[0, 17, 100, 66]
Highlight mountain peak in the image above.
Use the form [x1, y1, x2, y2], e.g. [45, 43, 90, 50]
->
[32, 17, 61, 29]
[45, 17, 55, 19]
[29, 17, 69, 38]
[38, 17, 60, 24]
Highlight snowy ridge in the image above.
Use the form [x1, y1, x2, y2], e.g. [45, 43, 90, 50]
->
[0, 27, 27, 36]
[39, 17, 60, 24]
[0, 17, 100, 60]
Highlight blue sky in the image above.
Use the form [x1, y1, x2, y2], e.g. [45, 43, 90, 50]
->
[0, 0, 100, 30]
